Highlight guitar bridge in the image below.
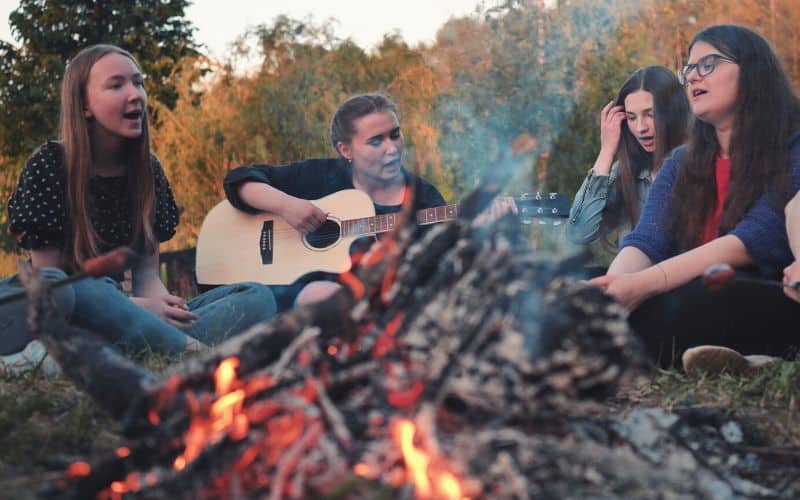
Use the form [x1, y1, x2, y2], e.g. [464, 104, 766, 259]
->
[260, 221, 273, 264]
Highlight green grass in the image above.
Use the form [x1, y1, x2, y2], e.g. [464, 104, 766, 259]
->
[0, 372, 121, 497]
[0, 352, 189, 493]
[632, 359, 800, 447]
[651, 360, 800, 410]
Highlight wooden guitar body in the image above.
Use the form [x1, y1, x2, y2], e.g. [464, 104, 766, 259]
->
[196, 190, 375, 285]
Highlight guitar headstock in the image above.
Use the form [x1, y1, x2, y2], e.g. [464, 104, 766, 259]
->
[516, 192, 570, 225]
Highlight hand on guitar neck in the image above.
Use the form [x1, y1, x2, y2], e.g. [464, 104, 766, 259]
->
[474, 196, 519, 226]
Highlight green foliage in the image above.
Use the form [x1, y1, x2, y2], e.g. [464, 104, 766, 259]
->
[0, 0, 199, 159]
[0, 0, 200, 253]
[2, 0, 800, 258]
[433, 0, 634, 198]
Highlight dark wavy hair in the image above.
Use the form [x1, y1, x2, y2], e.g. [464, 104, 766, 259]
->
[604, 66, 689, 236]
[669, 25, 800, 249]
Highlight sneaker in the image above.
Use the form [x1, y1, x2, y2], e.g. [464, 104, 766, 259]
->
[682, 345, 781, 377]
[0, 340, 61, 377]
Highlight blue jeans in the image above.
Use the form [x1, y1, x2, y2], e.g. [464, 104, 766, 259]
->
[71, 278, 277, 354]
[0, 268, 75, 355]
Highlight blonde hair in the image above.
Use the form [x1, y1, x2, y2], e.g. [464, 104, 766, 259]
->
[59, 44, 156, 269]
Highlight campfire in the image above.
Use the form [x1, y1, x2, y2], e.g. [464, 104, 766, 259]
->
[17, 183, 795, 499]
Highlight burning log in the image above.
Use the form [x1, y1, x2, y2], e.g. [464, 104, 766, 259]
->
[22, 184, 796, 499]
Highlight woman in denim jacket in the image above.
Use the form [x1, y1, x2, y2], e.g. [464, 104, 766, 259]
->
[567, 66, 690, 265]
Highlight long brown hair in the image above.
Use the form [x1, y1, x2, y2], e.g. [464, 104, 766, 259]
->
[611, 66, 689, 231]
[59, 44, 157, 269]
[669, 25, 800, 249]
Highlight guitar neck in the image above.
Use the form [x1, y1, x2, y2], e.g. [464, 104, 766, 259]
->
[341, 204, 459, 237]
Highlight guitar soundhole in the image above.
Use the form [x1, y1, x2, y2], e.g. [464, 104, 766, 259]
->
[305, 220, 341, 249]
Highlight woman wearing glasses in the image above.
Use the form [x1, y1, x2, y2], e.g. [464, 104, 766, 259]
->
[590, 24, 800, 368]
[567, 66, 689, 268]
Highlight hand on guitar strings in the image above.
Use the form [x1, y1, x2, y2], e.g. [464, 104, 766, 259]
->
[473, 196, 519, 226]
[280, 196, 329, 234]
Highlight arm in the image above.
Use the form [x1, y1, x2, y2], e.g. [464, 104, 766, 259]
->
[238, 182, 327, 234]
[606, 246, 652, 275]
[224, 163, 328, 234]
[593, 100, 625, 176]
[593, 234, 751, 311]
[786, 191, 800, 258]
[783, 191, 800, 302]
[566, 169, 613, 244]
[566, 101, 625, 245]
[30, 248, 62, 269]
[131, 250, 198, 330]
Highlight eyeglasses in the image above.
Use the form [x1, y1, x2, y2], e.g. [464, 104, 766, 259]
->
[678, 54, 737, 85]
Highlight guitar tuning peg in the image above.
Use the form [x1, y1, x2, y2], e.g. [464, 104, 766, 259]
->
[534, 192, 543, 200]
[548, 192, 557, 200]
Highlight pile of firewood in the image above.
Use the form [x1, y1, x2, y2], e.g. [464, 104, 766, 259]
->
[17, 185, 795, 499]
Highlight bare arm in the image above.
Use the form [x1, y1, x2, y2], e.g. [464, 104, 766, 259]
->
[657, 235, 751, 289]
[606, 246, 653, 275]
[593, 235, 751, 310]
[592, 101, 625, 176]
[786, 191, 800, 258]
[30, 248, 62, 269]
[238, 182, 328, 234]
[130, 249, 198, 330]
[131, 250, 168, 298]
[783, 192, 800, 302]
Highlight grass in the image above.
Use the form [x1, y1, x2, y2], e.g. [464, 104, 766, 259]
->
[621, 359, 800, 447]
[0, 352, 187, 496]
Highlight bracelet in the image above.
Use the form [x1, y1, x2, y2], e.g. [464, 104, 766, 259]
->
[654, 264, 668, 292]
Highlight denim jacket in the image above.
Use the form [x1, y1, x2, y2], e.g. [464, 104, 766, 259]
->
[566, 162, 652, 250]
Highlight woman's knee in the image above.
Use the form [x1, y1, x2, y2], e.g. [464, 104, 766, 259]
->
[295, 281, 341, 306]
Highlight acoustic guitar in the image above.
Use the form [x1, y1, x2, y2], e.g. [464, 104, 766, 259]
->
[195, 189, 568, 285]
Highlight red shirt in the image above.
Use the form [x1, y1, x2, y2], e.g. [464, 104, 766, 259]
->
[701, 156, 731, 245]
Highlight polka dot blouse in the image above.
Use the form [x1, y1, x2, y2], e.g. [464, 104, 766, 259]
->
[7, 141, 180, 255]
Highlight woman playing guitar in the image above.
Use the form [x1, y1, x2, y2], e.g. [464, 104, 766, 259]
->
[223, 93, 446, 311]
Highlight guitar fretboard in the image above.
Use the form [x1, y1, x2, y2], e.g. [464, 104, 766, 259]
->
[341, 204, 460, 237]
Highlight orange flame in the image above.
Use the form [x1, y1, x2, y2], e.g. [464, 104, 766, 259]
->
[339, 270, 366, 300]
[353, 462, 372, 478]
[172, 357, 250, 471]
[392, 419, 467, 500]
[372, 311, 405, 358]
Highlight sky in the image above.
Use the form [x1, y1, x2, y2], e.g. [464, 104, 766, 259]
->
[0, 0, 487, 57]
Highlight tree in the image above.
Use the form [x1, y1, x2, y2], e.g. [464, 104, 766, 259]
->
[0, 0, 200, 159]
